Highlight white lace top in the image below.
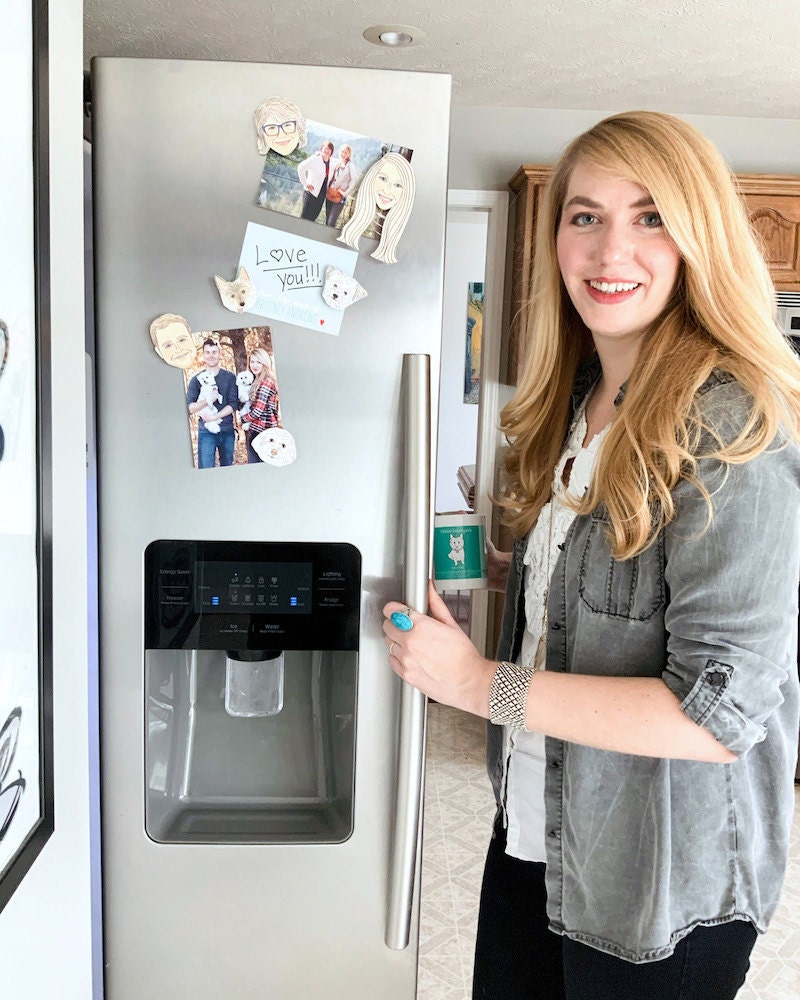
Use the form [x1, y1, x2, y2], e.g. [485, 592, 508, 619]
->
[502, 400, 611, 862]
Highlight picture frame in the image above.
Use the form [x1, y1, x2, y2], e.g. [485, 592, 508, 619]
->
[0, 0, 55, 914]
[464, 282, 483, 404]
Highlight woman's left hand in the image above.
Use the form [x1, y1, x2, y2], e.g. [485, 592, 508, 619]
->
[383, 581, 496, 719]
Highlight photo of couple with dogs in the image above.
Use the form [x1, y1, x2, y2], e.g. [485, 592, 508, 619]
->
[184, 325, 294, 469]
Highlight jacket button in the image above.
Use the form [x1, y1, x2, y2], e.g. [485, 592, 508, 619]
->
[709, 671, 726, 686]
[547, 829, 558, 838]
[549, 759, 560, 769]
[550, 621, 561, 630]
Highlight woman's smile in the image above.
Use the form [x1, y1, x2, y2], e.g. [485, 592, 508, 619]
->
[584, 278, 640, 303]
[373, 162, 404, 211]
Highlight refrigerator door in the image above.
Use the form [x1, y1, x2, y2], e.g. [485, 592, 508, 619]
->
[92, 58, 450, 999]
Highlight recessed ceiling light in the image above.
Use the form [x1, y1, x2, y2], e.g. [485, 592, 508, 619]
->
[363, 24, 425, 48]
[380, 31, 412, 46]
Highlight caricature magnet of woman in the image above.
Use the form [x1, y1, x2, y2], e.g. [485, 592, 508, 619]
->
[337, 152, 416, 264]
[253, 96, 308, 156]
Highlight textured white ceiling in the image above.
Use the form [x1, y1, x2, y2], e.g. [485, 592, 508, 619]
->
[84, 0, 800, 118]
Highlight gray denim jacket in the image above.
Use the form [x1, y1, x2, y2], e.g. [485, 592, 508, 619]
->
[488, 357, 800, 962]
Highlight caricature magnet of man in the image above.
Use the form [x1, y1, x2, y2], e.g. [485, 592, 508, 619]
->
[149, 313, 202, 370]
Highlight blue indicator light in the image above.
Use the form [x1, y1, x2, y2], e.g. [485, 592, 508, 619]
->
[290, 596, 298, 606]
[211, 596, 219, 606]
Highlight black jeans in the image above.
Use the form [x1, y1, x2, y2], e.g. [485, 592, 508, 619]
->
[300, 184, 326, 221]
[472, 822, 757, 1000]
[245, 428, 263, 464]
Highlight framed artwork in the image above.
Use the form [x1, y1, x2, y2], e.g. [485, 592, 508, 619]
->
[464, 282, 484, 404]
[0, 0, 55, 914]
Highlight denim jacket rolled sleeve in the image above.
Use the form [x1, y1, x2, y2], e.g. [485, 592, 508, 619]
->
[488, 362, 800, 963]
[663, 427, 800, 756]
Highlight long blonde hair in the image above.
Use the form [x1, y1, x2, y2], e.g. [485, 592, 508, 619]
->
[499, 111, 800, 558]
[248, 347, 276, 402]
[338, 153, 414, 264]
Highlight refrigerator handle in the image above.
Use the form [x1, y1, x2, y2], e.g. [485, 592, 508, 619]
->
[385, 353, 431, 951]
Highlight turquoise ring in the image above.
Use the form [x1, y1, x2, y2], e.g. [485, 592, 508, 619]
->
[391, 610, 414, 632]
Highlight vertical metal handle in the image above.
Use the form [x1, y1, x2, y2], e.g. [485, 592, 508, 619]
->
[386, 354, 431, 950]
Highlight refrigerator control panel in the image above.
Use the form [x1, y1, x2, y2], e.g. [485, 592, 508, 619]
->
[145, 540, 361, 651]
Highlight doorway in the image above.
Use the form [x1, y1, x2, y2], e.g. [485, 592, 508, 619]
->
[419, 191, 508, 999]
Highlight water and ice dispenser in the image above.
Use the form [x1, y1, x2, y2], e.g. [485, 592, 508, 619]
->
[144, 540, 360, 844]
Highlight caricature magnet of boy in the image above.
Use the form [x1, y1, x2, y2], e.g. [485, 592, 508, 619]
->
[337, 152, 416, 264]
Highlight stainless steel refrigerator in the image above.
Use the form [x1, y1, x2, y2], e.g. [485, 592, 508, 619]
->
[92, 58, 450, 998]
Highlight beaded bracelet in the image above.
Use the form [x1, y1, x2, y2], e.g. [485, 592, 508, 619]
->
[488, 660, 536, 730]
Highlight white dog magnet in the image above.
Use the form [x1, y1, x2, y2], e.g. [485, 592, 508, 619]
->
[322, 266, 367, 311]
[214, 267, 257, 314]
[252, 427, 297, 467]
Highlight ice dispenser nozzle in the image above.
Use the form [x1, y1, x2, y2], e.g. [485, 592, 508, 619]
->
[224, 649, 284, 717]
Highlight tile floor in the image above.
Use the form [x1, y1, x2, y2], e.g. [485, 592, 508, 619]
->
[419, 702, 800, 1000]
[419, 704, 494, 1000]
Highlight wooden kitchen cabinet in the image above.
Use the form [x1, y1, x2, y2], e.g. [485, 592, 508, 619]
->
[736, 174, 800, 290]
[504, 167, 800, 386]
[505, 166, 552, 386]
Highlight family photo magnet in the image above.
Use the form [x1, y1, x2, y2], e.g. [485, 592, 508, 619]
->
[182, 325, 296, 470]
[254, 102, 414, 243]
[148, 315, 296, 471]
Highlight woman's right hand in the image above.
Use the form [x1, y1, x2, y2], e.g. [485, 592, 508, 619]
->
[383, 582, 496, 719]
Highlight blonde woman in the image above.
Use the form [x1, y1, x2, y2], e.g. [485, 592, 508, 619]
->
[244, 347, 279, 464]
[325, 144, 356, 228]
[337, 152, 414, 263]
[383, 111, 800, 999]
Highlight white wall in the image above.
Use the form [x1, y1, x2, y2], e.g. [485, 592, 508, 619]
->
[436, 211, 488, 512]
[449, 106, 800, 190]
[0, 1, 94, 997]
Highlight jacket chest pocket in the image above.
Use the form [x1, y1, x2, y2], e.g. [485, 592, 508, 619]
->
[577, 514, 666, 621]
